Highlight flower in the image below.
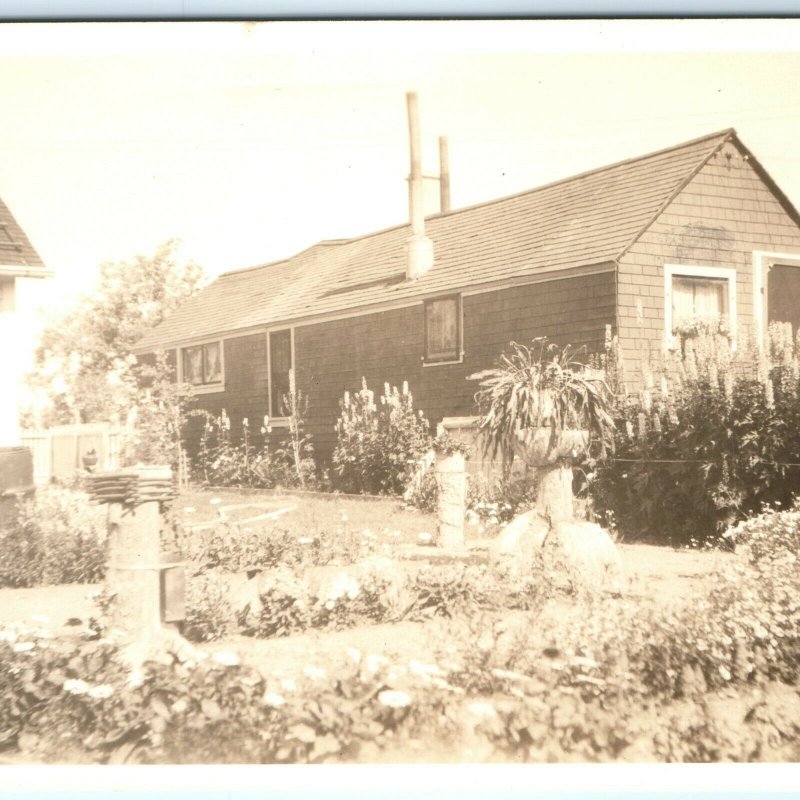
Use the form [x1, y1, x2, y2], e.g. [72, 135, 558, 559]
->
[210, 498, 222, 506]
[378, 690, 412, 708]
[127, 669, 144, 688]
[467, 701, 497, 720]
[340, 513, 349, 523]
[303, 666, 327, 681]
[13, 642, 34, 653]
[417, 532, 432, 544]
[212, 651, 240, 667]
[30, 615, 49, 624]
[0, 629, 18, 643]
[409, 660, 444, 678]
[172, 699, 188, 714]
[298, 536, 314, 545]
[88, 684, 114, 699]
[63, 679, 90, 695]
[345, 647, 362, 664]
[280, 678, 297, 693]
[263, 692, 286, 707]
[183, 506, 196, 514]
[365, 654, 390, 673]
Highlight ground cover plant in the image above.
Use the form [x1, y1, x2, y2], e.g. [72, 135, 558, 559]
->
[3, 499, 800, 763]
[0, 486, 106, 589]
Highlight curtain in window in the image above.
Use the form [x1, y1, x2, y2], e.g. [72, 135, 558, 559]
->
[672, 276, 727, 327]
[183, 346, 204, 385]
[204, 342, 222, 383]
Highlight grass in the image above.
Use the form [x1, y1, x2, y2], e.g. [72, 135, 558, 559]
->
[176, 487, 500, 546]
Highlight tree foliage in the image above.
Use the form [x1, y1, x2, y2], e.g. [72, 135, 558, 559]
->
[26, 240, 204, 425]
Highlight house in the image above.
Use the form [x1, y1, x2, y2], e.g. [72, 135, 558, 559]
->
[134, 129, 800, 465]
[0, 195, 51, 515]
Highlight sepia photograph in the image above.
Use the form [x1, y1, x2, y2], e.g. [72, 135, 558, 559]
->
[2, 18, 800, 770]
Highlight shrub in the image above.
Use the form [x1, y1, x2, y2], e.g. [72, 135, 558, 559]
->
[0, 486, 106, 588]
[332, 379, 433, 495]
[592, 323, 800, 545]
[185, 521, 377, 574]
[191, 407, 315, 490]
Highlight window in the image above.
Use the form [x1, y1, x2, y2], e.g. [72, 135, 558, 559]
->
[672, 276, 729, 328]
[181, 341, 222, 386]
[424, 295, 461, 363]
[664, 265, 736, 347]
[269, 329, 293, 417]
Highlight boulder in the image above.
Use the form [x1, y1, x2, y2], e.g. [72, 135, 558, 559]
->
[488, 510, 550, 577]
[542, 519, 625, 594]
[490, 511, 624, 593]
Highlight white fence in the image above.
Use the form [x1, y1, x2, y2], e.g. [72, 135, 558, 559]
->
[21, 423, 125, 484]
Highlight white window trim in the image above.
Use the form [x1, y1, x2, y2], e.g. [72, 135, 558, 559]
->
[753, 251, 800, 349]
[663, 263, 737, 351]
[422, 294, 465, 367]
[176, 338, 225, 395]
[267, 326, 295, 422]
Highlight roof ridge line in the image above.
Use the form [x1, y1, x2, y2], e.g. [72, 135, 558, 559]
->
[422, 127, 737, 222]
[219, 128, 737, 281]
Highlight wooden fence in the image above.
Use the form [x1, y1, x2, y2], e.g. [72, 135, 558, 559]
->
[21, 423, 125, 484]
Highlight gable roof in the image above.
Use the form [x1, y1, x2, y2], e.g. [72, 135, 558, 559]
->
[136, 128, 775, 353]
[0, 196, 46, 271]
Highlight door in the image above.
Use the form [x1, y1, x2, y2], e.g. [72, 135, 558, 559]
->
[768, 263, 800, 335]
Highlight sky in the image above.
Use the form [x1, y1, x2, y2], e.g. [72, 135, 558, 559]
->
[2, 19, 800, 314]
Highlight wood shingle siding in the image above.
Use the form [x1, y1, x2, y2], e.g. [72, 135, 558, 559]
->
[618, 140, 800, 380]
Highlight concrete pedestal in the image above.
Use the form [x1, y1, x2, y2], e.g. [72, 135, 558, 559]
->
[435, 452, 467, 549]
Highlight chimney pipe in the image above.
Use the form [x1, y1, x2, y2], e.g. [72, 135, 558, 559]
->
[405, 92, 433, 280]
[438, 135, 451, 213]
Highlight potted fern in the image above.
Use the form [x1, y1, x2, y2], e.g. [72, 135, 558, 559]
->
[471, 338, 615, 521]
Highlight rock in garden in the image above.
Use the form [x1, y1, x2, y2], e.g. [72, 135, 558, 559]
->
[542, 519, 625, 594]
[489, 510, 550, 575]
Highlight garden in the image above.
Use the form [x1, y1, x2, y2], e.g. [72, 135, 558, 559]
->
[3, 325, 800, 763]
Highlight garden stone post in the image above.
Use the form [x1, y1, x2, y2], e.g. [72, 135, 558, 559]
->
[106, 466, 172, 640]
[435, 451, 466, 549]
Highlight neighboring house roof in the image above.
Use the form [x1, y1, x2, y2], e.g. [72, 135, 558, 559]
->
[0, 196, 47, 271]
[137, 127, 790, 353]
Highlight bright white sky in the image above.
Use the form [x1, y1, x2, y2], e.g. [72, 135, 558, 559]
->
[2, 19, 800, 313]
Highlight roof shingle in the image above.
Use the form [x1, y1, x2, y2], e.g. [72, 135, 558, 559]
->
[136, 128, 736, 352]
[0, 196, 46, 270]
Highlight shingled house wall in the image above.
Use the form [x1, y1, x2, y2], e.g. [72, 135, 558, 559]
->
[617, 140, 800, 382]
[178, 270, 616, 464]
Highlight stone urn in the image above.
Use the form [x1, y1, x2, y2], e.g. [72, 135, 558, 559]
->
[514, 426, 588, 521]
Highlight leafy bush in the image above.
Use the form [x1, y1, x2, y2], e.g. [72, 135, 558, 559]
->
[185, 521, 378, 574]
[0, 486, 106, 588]
[407, 470, 535, 525]
[592, 323, 800, 545]
[332, 379, 433, 495]
[191, 408, 315, 490]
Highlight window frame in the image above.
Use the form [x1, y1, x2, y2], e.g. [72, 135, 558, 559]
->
[663, 264, 737, 350]
[753, 251, 800, 348]
[423, 293, 463, 366]
[267, 327, 295, 421]
[177, 338, 225, 393]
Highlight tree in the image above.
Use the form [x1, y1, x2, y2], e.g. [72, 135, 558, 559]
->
[26, 240, 204, 426]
